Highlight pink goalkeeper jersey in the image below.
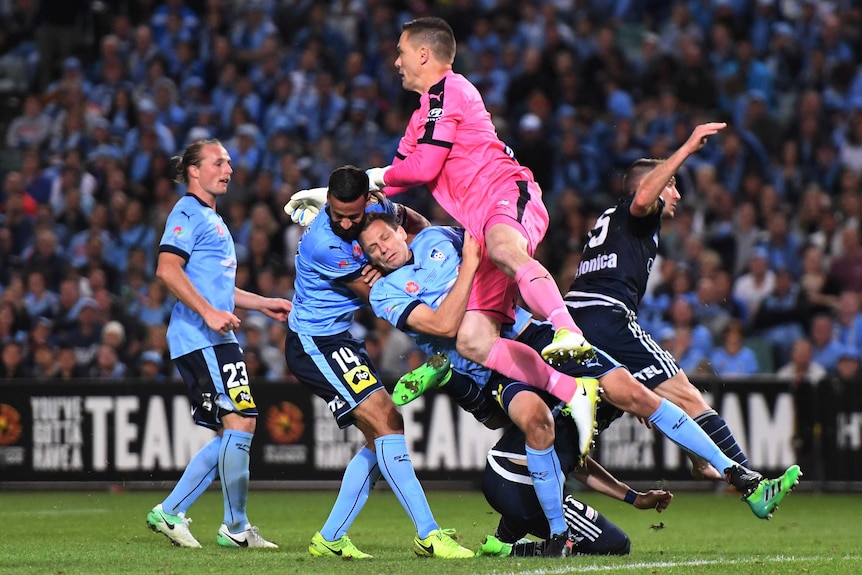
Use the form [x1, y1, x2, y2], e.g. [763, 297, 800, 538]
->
[383, 70, 536, 238]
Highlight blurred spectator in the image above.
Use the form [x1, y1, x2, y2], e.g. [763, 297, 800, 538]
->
[709, 319, 760, 377]
[834, 290, 862, 356]
[23, 268, 59, 321]
[661, 325, 707, 375]
[5, 93, 51, 150]
[828, 226, 862, 292]
[776, 337, 828, 386]
[664, 296, 713, 358]
[810, 313, 846, 374]
[0, 340, 30, 378]
[733, 247, 775, 323]
[138, 350, 165, 380]
[89, 342, 127, 378]
[751, 266, 808, 367]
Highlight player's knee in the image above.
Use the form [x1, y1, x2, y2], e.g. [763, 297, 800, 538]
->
[355, 392, 405, 436]
[455, 334, 487, 363]
[610, 534, 631, 555]
[522, 414, 555, 450]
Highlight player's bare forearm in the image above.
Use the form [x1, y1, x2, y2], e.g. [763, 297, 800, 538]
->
[405, 238, 479, 338]
[234, 288, 292, 321]
[573, 455, 636, 501]
[631, 122, 726, 217]
[156, 252, 216, 320]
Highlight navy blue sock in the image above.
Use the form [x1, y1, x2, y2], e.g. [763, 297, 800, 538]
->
[163, 435, 220, 515]
[320, 447, 380, 540]
[375, 434, 438, 538]
[525, 444, 567, 536]
[219, 429, 253, 531]
[694, 409, 749, 467]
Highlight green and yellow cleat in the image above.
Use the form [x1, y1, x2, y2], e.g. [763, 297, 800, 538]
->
[744, 464, 802, 520]
[541, 328, 596, 365]
[393, 353, 452, 406]
[475, 535, 512, 557]
[413, 529, 474, 559]
[308, 531, 372, 558]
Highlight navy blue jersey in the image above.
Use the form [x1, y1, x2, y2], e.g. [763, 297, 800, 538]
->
[566, 196, 663, 314]
[159, 194, 238, 358]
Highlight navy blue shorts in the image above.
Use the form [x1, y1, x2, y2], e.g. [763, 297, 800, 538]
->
[285, 324, 384, 429]
[568, 305, 679, 389]
[174, 343, 258, 431]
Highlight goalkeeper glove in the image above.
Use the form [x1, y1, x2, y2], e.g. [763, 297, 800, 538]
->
[284, 187, 328, 226]
[365, 166, 391, 192]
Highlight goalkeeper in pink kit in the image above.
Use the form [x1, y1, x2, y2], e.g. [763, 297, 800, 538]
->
[366, 16, 600, 455]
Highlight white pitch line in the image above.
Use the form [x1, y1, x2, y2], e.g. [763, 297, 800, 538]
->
[487, 555, 857, 575]
[5, 509, 111, 517]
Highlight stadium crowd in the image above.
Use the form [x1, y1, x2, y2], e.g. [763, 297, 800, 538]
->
[2, 0, 862, 387]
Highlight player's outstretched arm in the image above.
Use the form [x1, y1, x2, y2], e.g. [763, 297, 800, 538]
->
[630, 122, 726, 217]
[404, 231, 481, 338]
[234, 288, 292, 322]
[571, 455, 673, 513]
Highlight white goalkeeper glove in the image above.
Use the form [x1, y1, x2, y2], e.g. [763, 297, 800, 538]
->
[284, 187, 328, 226]
[365, 166, 391, 192]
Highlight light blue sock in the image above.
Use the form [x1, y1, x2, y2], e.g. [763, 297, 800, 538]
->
[375, 434, 438, 539]
[219, 429, 253, 532]
[526, 444, 567, 536]
[648, 399, 735, 472]
[163, 435, 221, 515]
[320, 447, 381, 541]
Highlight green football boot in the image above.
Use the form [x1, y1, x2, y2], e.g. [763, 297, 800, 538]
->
[475, 535, 512, 557]
[392, 353, 452, 406]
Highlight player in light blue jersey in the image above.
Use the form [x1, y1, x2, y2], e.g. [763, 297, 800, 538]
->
[146, 139, 291, 549]
[357, 213, 802, 540]
[285, 165, 474, 559]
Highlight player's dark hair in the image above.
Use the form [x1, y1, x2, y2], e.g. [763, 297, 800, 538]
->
[171, 139, 223, 184]
[623, 158, 664, 195]
[360, 211, 398, 234]
[402, 17, 456, 65]
[328, 165, 369, 203]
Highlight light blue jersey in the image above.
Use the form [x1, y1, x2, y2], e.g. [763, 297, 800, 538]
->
[290, 199, 400, 336]
[159, 194, 238, 358]
[369, 226, 532, 388]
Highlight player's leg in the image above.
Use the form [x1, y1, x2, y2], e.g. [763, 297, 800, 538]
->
[483, 184, 592, 361]
[457, 306, 598, 458]
[598, 367, 801, 517]
[503, 385, 568, 539]
[199, 344, 276, 548]
[286, 328, 381, 558]
[146, 349, 225, 548]
[655, 371, 749, 468]
[288, 327, 472, 558]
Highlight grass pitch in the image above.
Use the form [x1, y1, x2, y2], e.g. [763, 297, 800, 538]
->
[2, 488, 859, 575]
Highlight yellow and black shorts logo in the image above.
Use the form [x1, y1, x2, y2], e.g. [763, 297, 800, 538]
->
[229, 386, 257, 411]
[345, 365, 378, 394]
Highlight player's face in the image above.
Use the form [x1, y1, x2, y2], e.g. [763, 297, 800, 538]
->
[660, 176, 681, 218]
[192, 144, 232, 197]
[395, 32, 422, 94]
[358, 219, 410, 272]
[328, 195, 367, 242]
